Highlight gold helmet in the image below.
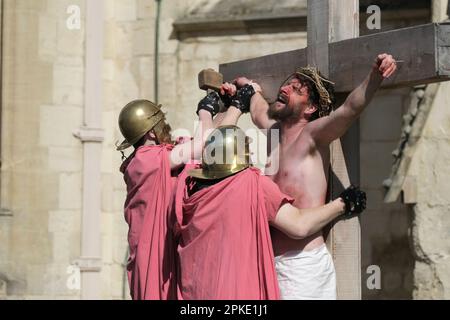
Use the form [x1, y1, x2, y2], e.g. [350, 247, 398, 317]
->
[188, 125, 252, 180]
[116, 99, 165, 151]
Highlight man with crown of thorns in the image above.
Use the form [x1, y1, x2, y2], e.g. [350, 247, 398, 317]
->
[230, 53, 397, 299]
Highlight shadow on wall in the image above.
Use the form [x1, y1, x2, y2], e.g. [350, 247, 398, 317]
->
[361, 199, 415, 299]
[0, 272, 27, 296]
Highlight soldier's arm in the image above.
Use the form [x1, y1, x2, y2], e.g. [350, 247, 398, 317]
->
[214, 82, 243, 127]
[169, 94, 218, 169]
[218, 107, 243, 126]
[307, 53, 397, 146]
[169, 81, 252, 169]
[215, 81, 266, 127]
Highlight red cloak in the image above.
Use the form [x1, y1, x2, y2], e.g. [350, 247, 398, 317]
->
[174, 167, 293, 300]
[120, 144, 178, 300]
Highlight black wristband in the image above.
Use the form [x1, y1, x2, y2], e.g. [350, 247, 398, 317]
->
[231, 84, 256, 113]
[339, 185, 367, 217]
[197, 91, 220, 117]
[219, 91, 234, 109]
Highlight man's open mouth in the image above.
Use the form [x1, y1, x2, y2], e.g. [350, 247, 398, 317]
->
[276, 93, 288, 104]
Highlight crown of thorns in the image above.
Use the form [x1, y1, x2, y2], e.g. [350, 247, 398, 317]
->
[282, 66, 335, 117]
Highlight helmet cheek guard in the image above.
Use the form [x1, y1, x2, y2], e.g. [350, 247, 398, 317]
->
[116, 100, 166, 151]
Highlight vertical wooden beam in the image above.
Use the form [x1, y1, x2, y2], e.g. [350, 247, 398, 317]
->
[329, 0, 361, 301]
[307, 0, 361, 299]
[328, 0, 359, 42]
[307, 0, 329, 74]
[330, 0, 361, 301]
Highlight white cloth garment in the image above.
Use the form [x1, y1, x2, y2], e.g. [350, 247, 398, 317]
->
[274, 244, 337, 300]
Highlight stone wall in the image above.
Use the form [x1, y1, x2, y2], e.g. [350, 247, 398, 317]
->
[413, 0, 450, 300]
[0, 0, 85, 298]
[360, 90, 414, 299]
[408, 83, 450, 299]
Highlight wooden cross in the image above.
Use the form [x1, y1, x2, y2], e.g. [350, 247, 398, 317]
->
[219, 1, 450, 299]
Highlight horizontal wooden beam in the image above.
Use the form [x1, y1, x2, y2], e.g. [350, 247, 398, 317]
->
[220, 23, 450, 99]
[221, 48, 307, 102]
[331, 22, 450, 91]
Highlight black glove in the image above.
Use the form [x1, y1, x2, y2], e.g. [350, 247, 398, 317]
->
[339, 185, 366, 217]
[197, 91, 220, 117]
[219, 90, 234, 109]
[230, 84, 256, 113]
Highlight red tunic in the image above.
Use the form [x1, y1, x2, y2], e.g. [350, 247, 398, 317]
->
[120, 144, 178, 300]
[174, 167, 293, 300]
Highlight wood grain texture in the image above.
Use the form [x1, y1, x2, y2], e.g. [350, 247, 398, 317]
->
[221, 23, 450, 99]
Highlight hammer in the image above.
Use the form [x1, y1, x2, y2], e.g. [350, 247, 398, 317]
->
[198, 68, 223, 92]
[198, 69, 230, 112]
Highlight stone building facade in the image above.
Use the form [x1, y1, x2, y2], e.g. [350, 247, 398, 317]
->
[0, 0, 448, 299]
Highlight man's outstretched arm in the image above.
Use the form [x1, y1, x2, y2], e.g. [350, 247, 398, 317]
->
[273, 199, 345, 239]
[308, 53, 397, 146]
[272, 186, 366, 239]
[234, 77, 277, 131]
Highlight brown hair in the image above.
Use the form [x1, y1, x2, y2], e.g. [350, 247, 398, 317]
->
[289, 67, 336, 121]
[153, 120, 173, 145]
[133, 118, 173, 148]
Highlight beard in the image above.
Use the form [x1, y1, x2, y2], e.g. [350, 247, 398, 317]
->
[268, 101, 302, 123]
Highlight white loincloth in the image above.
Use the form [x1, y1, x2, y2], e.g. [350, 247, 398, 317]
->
[274, 244, 337, 300]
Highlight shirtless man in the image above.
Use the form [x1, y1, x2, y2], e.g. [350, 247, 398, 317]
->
[233, 53, 398, 299]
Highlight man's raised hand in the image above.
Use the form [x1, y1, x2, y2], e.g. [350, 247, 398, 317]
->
[233, 77, 263, 93]
[374, 53, 397, 79]
[220, 82, 237, 97]
[219, 82, 237, 109]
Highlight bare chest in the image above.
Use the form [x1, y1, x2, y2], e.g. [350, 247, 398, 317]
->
[266, 141, 330, 207]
